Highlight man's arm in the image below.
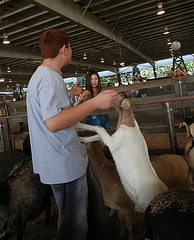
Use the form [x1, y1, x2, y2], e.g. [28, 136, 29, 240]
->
[44, 90, 118, 132]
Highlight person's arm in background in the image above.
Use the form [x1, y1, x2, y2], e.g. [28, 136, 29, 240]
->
[44, 90, 118, 132]
[74, 89, 91, 106]
[74, 93, 87, 106]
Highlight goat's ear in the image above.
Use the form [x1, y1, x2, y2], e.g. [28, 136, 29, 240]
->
[121, 98, 130, 109]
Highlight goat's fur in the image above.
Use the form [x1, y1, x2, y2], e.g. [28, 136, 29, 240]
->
[84, 141, 191, 240]
[84, 142, 134, 240]
[0, 156, 51, 240]
[180, 116, 194, 172]
[76, 92, 167, 210]
[150, 154, 191, 189]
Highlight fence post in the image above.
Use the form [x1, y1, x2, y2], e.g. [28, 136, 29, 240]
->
[165, 102, 178, 154]
[177, 79, 186, 118]
[0, 122, 5, 151]
[0, 118, 12, 150]
[4, 103, 9, 116]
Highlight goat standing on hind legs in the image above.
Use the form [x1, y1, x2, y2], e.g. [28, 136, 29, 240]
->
[76, 91, 167, 211]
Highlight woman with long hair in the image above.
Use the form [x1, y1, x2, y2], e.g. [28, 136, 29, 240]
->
[75, 70, 110, 129]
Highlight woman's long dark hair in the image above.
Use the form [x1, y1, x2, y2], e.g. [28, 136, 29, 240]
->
[85, 70, 102, 97]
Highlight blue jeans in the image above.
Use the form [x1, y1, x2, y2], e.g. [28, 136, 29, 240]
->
[51, 164, 105, 240]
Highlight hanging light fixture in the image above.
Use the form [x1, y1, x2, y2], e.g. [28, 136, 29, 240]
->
[101, 57, 104, 63]
[169, 47, 173, 52]
[3, 33, 10, 44]
[164, 26, 169, 35]
[83, 53, 87, 60]
[120, 61, 125, 67]
[113, 60, 116, 65]
[2, 19, 10, 44]
[157, 2, 165, 15]
[7, 66, 11, 73]
[167, 38, 171, 45]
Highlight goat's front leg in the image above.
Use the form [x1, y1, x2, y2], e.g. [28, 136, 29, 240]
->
[79, 134, 102, 143]
[76, 123, 113, 147]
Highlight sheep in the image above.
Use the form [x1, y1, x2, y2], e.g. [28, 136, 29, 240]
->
[0, 156, 52, 240]
[144, 188, 194, 240]
[179, 116, 194, 172]
[76, 91, 167, 210]
[84, 141, 191, 240]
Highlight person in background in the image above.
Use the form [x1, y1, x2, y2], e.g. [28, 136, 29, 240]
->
[136, 77, 148, 97]
[27, 29, 118, 240]
[75, 70, 110, 129]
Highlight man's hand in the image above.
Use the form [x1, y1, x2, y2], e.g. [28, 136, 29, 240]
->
[93, 90, 118, 109]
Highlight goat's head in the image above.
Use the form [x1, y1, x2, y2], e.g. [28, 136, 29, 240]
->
[185, 116, 194, 126]
[179, 116, 194, 128]
[179, 116, 194, 139]
[114, 91, 131, 112]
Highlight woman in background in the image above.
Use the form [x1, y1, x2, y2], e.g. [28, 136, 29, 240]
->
[75, 70, 110, 129]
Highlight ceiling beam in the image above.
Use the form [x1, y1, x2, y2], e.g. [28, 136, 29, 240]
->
[0, 44, 118, 73]
[25, 0, 154, 66]
[0, 44, 41, 60]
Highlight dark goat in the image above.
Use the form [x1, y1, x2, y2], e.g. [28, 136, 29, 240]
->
[0, 149, 28, 180]
[0, 156, 52, 240]
[22, 135, 31, 156]
[184, 116, 194, 126]
[144, 188, 194, 240]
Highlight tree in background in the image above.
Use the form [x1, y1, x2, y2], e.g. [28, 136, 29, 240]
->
[101, 60, 194, 86]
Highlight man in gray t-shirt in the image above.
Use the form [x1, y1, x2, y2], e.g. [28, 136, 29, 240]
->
[27, 65, 88, 184]
[27, 29, 118, 240]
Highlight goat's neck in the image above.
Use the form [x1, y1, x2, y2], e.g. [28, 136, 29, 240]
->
[117, 108, 136, 129]
[185, 124, 190, 138]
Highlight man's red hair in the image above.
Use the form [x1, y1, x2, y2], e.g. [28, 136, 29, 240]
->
[39, 29, 69, 59]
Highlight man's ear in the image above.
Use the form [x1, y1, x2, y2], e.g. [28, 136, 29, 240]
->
[60, 44, 67, 55]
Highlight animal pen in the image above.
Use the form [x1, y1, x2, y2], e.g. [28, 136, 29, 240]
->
[0, 75, 194, 240]
[0, 75, 193, 154]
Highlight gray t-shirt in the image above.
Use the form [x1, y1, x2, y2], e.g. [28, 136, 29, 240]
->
[27, 66, 88, 184]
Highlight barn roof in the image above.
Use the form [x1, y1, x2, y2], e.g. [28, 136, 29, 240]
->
[0, 0, 194, 90]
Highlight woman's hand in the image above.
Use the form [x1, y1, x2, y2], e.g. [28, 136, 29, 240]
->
[69, 81, 84, 98]
[77, 93, 88, 102]
[74, 93, 88, 106]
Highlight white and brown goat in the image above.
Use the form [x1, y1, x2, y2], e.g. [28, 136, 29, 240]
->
[84, 141, 191, 240]
[180, 116, 194, 172]
[76, 92, 167, 210]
